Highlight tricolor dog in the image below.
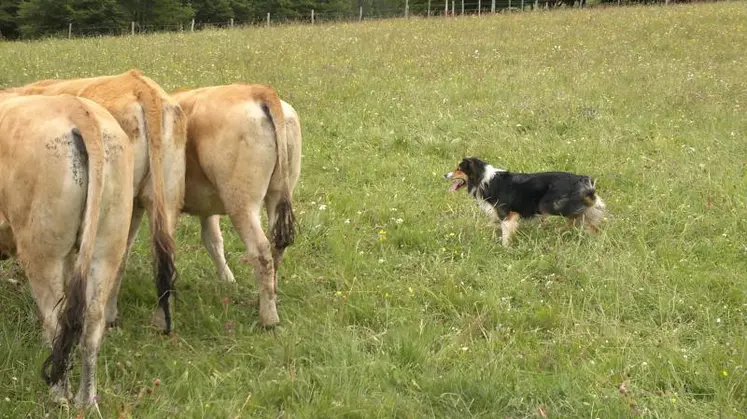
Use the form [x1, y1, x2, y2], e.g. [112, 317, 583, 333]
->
[445, 157, 605, 246]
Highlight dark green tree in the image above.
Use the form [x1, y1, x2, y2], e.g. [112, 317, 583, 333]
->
[0, 0, 21, 39]
[118, 0, 193, 28]
[18, 0, 127, 37]
[191, 0, 233, 22]
[229, 0, 252, 22]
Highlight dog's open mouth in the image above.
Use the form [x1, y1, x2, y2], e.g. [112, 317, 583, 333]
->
[449, 178, 466, 192]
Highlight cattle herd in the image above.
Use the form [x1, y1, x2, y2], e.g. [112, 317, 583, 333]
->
[0, 69, 302, 407]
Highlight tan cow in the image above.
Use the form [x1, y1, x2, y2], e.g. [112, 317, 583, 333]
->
[0, 93, 134, 406]
[168, 84, 302, 326]
[8, 70, 187, 333]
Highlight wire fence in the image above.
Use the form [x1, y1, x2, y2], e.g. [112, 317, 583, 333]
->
[1, 0, 721, 41]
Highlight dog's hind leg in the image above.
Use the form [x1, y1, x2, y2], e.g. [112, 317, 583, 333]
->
[500, 212, 520, 247]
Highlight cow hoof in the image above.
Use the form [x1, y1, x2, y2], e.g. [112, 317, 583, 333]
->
[74, 391, 97, 409]
[49, 382, 72, 405]
[219, 269, 236, 283]
[152, 307, 170, 334]
[259, 303, 280, 327]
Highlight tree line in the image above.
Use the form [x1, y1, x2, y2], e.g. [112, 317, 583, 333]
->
[0, 0, 377, 39]
[0, 0, 684, 40]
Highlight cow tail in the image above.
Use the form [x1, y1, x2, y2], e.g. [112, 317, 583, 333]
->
[41, 99, 105, 386]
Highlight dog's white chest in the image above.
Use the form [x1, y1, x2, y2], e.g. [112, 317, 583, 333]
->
[477, 200, 500, 223]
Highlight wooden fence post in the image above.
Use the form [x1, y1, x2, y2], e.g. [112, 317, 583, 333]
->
[311, 9, 315, 24]
[190, 18, 195, 32]
[266, 13, 270, 27]
[444, 0, 448, 16]
[68, 23, 72, 38]
[359, 6, 363, 21]
[452, 0, 455, 16]
[492, 0, 496, 12]
[230, 18, 234, 28]
[131, 21, 135, 35]
[478, 0, 481, 15]
[406, 0, 409, 18]
[461, 0, 464, 14]
[428, 0, 431, 16]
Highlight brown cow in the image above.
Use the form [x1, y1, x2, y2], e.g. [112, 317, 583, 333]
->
[169, 84, 302, 326]
[8, 70, 187, 333]
[0, 93, 134, 406]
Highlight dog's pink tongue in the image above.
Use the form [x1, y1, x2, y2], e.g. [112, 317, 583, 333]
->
[449, 182, 460, 192]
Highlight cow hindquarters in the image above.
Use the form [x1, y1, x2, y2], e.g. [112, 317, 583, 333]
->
[229, 208, 278, 327]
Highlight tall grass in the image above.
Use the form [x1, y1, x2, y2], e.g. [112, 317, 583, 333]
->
[1, 2, 746, 418]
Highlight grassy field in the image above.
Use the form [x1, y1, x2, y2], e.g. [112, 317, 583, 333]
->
[1, 2, 747, 418]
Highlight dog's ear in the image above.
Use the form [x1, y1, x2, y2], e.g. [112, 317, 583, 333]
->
[463, 157, 478, 174]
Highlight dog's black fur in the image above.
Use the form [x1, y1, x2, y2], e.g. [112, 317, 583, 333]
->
[446, 157, 605, 241]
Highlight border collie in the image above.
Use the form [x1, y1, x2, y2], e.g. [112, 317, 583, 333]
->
[445, 156, 605, 246]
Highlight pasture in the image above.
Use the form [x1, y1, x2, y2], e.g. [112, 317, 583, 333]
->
[1, 2, 746, 417]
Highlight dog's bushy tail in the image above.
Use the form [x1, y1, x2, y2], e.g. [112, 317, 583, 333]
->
[580, 177, 605, 228]
[580, 177, 598, 207]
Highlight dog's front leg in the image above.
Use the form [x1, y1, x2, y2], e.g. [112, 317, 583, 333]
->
[500, 212, 520, 247]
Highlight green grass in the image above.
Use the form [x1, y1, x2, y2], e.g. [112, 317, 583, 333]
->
[2, 2, 747, 418]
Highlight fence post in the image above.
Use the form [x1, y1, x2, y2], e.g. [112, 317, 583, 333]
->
[478, 0, 481, 15]
[492, 0, 496, 12]
[444, 0, 448, 16]
[405, 0, 409, 18]
[359, 6, 363, 21]
[68, 23, 72, 38]
[311, 9, 315, 24]
[508, 0, 511, 11]
[190, 18, 195, 32]
[230, 18, 234, 28]
[521, 0, 524, 10]
[266, 13, 270, 27]
[452, 0, 455, 16]
[428, 0, 431, 16]
[461, 0, 464, 14]
[131, 21, 135, 35]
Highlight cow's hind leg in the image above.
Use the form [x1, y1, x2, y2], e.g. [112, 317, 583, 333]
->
[74, 253, 120, 407]
[105, 204, 145, 327]
[229, 208, 278, 327]
[200, 215, 235, 283]
[24, 256, 72, 403]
